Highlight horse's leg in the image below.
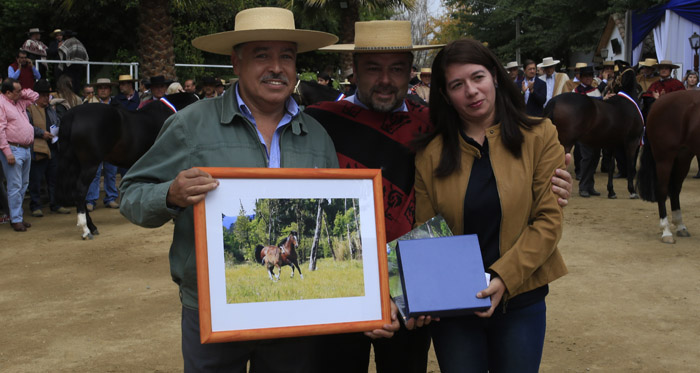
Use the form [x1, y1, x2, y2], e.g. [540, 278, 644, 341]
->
[294, 260, 304, 280]
[670, 152, 693, 237]
[627, 143, 640, 199]
[76, 166, 99, 239]
[655, 158, 675, 244]
[275, 265, 280, 281]
[606, 150, 616, 199]
[267, 265, 275, 281]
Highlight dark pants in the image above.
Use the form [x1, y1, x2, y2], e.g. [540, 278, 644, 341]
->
[573, 142, 582, 178]
[181, 306, 315, 373]
[579, 143, 600, 193]
[430, 300, 547, 373]
[28, 149, 60, 211]
[64, 64, 85, 95]
[0, 162, 9, 216]
[313, 325, 431, 373]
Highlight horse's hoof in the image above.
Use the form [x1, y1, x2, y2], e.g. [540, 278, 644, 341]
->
[300, 274, 304, 279]
[677, 229, 691, 237]
[629, 193, 640, 199]
[608, 194, 617, 199]
[91, 229, 100, 235]
[661, 236, 676, 244]
[82, 233, 94, 240]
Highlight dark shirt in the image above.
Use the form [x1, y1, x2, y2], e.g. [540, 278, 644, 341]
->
[115, 92, 140, 112]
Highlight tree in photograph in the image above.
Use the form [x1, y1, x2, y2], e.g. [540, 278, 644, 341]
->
[308, 199, 324, 271]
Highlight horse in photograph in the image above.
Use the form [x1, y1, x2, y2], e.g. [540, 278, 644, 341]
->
[292, 80, 345, 106]
[255, 231, 303, 281]
[56, 93, 199, 239]
[544, 67, 644, 199]
[636, 90, 700, 243]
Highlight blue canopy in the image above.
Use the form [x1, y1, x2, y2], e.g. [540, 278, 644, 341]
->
[632, 0, 700, 47]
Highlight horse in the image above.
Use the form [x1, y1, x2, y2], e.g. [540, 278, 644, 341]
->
[292, 80, 345, 107]
[544, 66, 644, 199]
[56, 93, 199, 239]
[254, 231, 303, 280]
[636, 90, 700, 243]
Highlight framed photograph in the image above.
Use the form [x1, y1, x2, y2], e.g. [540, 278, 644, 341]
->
[193, 167, 390, 343]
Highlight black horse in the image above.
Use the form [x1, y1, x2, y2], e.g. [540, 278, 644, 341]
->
[292, 80, 345, 107]
[57, 93, 199, 239]
[544, 66, 644, 199]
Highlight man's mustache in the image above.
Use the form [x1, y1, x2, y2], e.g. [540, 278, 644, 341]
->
[261, 73, 290, 84]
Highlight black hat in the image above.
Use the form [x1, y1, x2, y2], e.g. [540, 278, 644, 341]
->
[201, 76, 218, 86]
[579, 66, 595, 76]
[145, 75, 173, 88]
[33, 79, 52, 93]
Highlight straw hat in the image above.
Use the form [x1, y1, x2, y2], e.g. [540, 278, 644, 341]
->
[568, 62, 588, 71]
[319, 20, 443, 52]
[50, 29, 63, 37]
[537, 57, 561, 68]
[94, 78, 116, 87]
[504, 61, 521, 70]
[192, 7, 338, 55]
[654, 59, 680, 69]
[638, 58, 658, 67]
[420, 67, 432, 75]
[118, 74, 136, 83]
[27, 28, 42, 35]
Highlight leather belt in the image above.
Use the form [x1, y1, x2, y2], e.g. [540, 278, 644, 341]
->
[8, 142, 30, 149]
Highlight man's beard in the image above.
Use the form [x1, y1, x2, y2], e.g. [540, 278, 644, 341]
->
[359, 83, 406, 113]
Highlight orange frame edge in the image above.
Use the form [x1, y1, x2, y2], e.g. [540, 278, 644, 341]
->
[193, 167, 390, 343]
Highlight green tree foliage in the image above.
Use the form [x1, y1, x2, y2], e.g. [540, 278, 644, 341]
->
[440, 0, 664, 63]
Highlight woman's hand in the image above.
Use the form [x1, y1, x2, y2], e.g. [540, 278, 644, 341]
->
[405, 315, 440, 330]
[474, 277, 506, 318]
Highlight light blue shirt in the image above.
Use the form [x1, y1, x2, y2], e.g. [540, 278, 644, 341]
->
[343, 94, 408, 113]
[8, 65, 40, 81]
[235, 84, 299, 168]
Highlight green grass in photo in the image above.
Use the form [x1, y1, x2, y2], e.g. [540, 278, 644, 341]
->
[225, 258, 364, 304]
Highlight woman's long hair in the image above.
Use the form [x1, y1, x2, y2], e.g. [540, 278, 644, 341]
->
[416, 38, 544, 178]
[56, 75, 82, 108]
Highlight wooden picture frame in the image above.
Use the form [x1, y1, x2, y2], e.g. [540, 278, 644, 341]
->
[193, 167, 390, 343]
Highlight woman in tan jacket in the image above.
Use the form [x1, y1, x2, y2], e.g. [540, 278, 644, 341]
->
[414, 39, 567, 372]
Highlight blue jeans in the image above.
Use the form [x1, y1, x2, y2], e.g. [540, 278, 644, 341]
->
[87, 162, 118, 205]
[0, 145, 31, 223]
[430, 300, 547, 373]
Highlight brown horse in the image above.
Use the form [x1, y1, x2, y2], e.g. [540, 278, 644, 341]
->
[544, 66, 644, 199]
[254, 231, 303, 281]
[636, 90, 700, 243]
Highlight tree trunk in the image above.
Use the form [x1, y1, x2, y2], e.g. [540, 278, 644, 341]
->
[351, 198, 361, 258]
[345, 199, 354, 259]
[308, 200, 324, 271]
[339, 0, 360, 73]
[138, 0, 176, 81]
[323, 210, 335, 260]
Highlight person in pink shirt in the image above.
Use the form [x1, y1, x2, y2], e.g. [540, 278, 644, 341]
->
[0, 78, 39, 231]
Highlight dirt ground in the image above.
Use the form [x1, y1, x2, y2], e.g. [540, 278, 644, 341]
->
[3, 161, 700, 372]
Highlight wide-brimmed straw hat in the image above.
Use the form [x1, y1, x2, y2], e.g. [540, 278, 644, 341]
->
[118, 74, 136, 83]
[638, 58, 658, 68]
[537, 57, 561, 68]
[94, 78, 116, 87]
[27, 28, 42, 35]
[504, 61, 521, 70]
[192, 7, 338, 55]
[654, 59, 680, 69]
[568, 62, 588, 71]
[50, 29, 63, 37]
[420, 67, 432, 75]
[319, 20, 443, 52]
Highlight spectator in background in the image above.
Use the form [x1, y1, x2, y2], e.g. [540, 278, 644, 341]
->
[81, 84, 95, 104]
[317, 72, 333, 86]
[8, 50, 40, 90]
[215, 78, 226, 96]
[85, 78, 120, 211]
[21, 28, 48, 78]
[200, 76, 217, 99]
[0, 78, 39, 231]
[166, 82, 185, 95]
[47, 29, 65, 86]
[54, 75, 82, 109]
[27, 79, 70, 217]
[138, 75, 171, 108]
[58, 30, 89, 94]
[115, 74, 140, 111]
[683, 70, 699, 90]
[183, 79, 197, 94]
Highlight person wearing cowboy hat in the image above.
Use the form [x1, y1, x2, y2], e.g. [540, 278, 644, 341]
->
[199, 76, 218, 98]
[85, 78, 121, 211]
[521, 59, 547, 117]
[563, 62, 588, 93]
[137, 75, 173, 109]
[504, 61, 521, 83]
[26, 79, 71, 217]
[537, 56, 570, 105]
[21, 28, 48, 67]
[114, 75, 140, 111]
[410, 67, 432, 103]
[643, 60, 685, 100]
[308, 21, 574, 373]
[636, 58, 660, 92]
[57, 30, 88, 95]
[119, 7, 339, 372]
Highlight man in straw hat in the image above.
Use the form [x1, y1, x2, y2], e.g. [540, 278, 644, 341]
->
[636, 58, 660, 92]
[119, 7, 340, 372]
[641, 59, 685, 118]
[307, 21, 573, 373]
[114, 74, 140, 111]
[537, 56, 570, 105]
[504, 61, 521, 83]
[563, 62, 588, 93]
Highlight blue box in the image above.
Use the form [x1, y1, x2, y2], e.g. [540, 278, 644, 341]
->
[396, 235, 491, 318]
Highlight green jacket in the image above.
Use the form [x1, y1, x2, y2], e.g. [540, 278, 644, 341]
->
[119, 92, 338, 309]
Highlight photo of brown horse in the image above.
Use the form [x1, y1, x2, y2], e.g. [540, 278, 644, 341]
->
[255, 231, 302, 281]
